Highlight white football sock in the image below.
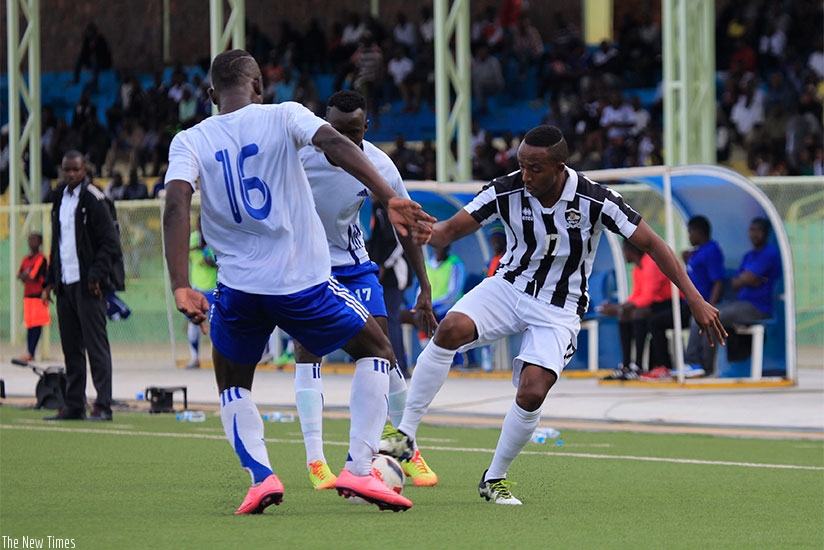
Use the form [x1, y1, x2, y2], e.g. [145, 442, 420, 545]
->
[295, 362, 325, 465]
[388, 364, 407, 428]
[187, 322, 200, 361]
[485, 402, 542, 481]
[397, 341, 454, 441]
[220, 387, 273, 485]
[345, 357, 390, 475]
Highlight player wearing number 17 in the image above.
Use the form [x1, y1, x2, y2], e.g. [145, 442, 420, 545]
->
[380, 125, 727, 505]
[163, 49, 434, 514]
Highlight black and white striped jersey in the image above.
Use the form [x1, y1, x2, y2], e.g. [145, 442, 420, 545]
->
[464, 166, 642, 317]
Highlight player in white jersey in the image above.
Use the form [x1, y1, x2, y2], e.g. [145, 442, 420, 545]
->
[163, 50, 434, 514]
[381, 125, 727, 505]
[295, 90, 439, 490]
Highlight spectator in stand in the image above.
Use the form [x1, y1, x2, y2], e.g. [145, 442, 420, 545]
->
[104, 172, 125, 201]
[393, 11, 419, 58]
[49, 119, 83, 174]
[151, 170, 166, 198]
[81, 107, 111, 178]
[757, 19, 787, 73]
[590, 40, 622, 89]
[388, 134, 423, 180]
[648, 216, 725, 378]
[71, 92, 96, 132]
[730, 76, 765, 152]
[471, 45, 505, 116]
[418, 6, 434, 47]
[728, 39, 757, 75]
[350, 32, 384, 129]
[600, 239, 672, 381]
[472, 5, 505, 54]
[73, 22, 112, 86]
[106, 71, 144, 136]
[472, 133, 501, 181]
[387, 45, 415, 112]
[509, 14, 545, 82]
[550, 11, 583, 52]
[629, 96, 651, 139]
[122, 168, 148, 200]
[342, 11, 366, 50]
[293, 71, 321, 116]
[167, 70, 192, 109]
[301, 18, 328, 73]
[419, 139, 437, 181]
[807, 36, 824, 80]
[495, 131, 520, 174]
[684, 218, 781, 378]
[178, 88, 199, 128]
[405, 42, 436, 113]
[274, 66, 297, 104]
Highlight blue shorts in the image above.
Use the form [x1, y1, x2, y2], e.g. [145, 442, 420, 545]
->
[332, 262, 386, 318]
[181, 288, 215, 319]
[209, 279, 369, 365]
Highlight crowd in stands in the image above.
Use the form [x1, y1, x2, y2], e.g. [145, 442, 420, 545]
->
[1, 1, 822, 200]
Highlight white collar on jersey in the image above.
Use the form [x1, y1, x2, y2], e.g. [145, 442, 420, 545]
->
[559, 165, 578, 203]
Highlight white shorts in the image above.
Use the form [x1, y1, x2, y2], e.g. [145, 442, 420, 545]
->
[450, 276, 581, 386]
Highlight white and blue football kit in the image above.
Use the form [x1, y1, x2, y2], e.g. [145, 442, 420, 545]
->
[166, 100, 397, 488]
[294, 139, 412, 470]
[165, 102, 367, 363]
[299, 140, 410, 317]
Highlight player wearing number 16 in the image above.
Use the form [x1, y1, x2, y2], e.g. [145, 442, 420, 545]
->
[380, 125, 727, 505]
[162, 49, 434, 514]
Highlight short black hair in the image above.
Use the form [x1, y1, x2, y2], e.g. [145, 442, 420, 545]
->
[523, 125, 568, 162]
[210, 49, 258, 92]
[688, 215, 711, 237]
[751, 216, 771, 235]
[327, 90, 366, 113]
[62, 150, 84, 163]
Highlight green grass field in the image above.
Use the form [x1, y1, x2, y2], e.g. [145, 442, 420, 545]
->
[1, 406, 822, 549]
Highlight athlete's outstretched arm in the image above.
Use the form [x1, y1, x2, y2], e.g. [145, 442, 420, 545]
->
[312, 125, 435, 240]
[399, 232, 437, 336]
[429, 210, 482, 248]
[163, 179, 209, 329]
[628, 220, 726, 346]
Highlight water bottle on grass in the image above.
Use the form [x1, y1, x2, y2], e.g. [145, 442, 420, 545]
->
[177, 411, 206, 422]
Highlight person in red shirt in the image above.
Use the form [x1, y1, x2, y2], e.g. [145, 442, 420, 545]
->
[599, 239, 670, 380]
[17, 232, 51, 362]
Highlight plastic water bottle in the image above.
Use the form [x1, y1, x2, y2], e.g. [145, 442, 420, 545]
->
[542, 427, 561, 439]
[481, 347, 493, 372]
[135, 392, 145, 401]
[176, 410, 206, 422]
[263, 411, 295, 422]
[529, 430, 547, 444]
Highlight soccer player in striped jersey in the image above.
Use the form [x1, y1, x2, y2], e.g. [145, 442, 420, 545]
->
[163, 50, 434, 514]
[295, 90, 439, 490]
[382, 125, 726, 505]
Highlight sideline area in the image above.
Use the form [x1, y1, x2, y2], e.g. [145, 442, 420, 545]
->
[1, 350, 821, 440]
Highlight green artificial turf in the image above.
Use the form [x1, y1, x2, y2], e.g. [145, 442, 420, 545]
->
[1, 406, 822, 549]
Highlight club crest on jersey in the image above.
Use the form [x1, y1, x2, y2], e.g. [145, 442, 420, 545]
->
[522, 206, 534, 221]
[565, 208, 582, 228]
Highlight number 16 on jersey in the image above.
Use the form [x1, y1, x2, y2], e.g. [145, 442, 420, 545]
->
[215, 144, 272, 223]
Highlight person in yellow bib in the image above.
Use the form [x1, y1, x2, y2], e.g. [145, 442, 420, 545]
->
[185, 216, 217, 369]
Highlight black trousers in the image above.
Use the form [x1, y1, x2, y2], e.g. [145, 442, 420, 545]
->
[56, 283, 113, 414]
[382, 286, 409, 377]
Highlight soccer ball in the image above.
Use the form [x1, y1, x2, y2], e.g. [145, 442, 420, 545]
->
[347, 455, 406, 504]
[372, 454, 405, 494]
